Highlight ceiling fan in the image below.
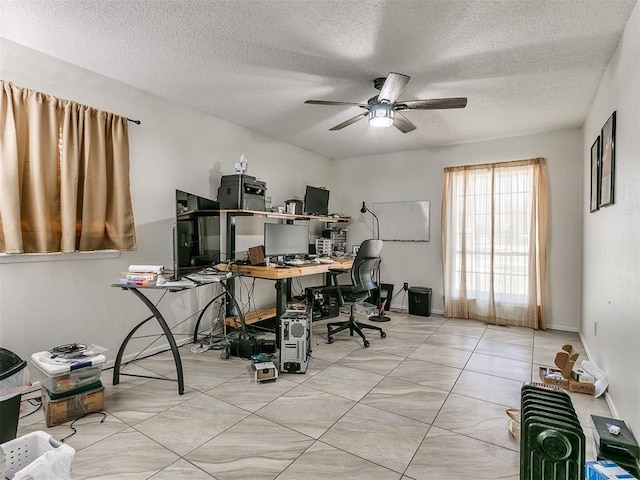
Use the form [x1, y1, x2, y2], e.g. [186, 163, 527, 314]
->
[305, 72, 467, 133]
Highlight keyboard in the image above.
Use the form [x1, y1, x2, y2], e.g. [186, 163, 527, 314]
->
[284, 259, 306, 266]
[318, 258, 335, 264]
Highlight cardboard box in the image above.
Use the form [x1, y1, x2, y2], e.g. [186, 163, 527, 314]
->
[586, 460, 637, 479]
[539, 366, 569, 389]
[42, 385, 104, 427]
[554, 344, 579, 378]
[538, 344, 595, 395]
[569, 379, 596, 395]
[254, 362, 278, 382]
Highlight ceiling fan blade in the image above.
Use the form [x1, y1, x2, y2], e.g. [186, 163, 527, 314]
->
[305, 100, 368, 107]
[398, 97, 468, 110]
[329, 112, 368, 131]
[378, 72, 411, 104]
[393, 112, 417, 133]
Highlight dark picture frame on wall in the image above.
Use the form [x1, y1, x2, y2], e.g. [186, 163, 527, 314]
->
[590, 136, 600, 212]
[599, 111, 616, 208]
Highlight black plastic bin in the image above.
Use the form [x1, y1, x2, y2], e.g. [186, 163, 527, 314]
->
[368, 283, 394, 311]
[0, 348, 28, 443]
[408, 287, 432, 317]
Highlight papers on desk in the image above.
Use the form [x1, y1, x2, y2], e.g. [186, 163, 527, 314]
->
[161, 279, 197, 288]
[119, 265, 173, 286]
[186, 272, 231, 283]
[161, 271, 232, 288]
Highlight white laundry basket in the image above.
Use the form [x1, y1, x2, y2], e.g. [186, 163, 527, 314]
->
[1, 431, 74, 479]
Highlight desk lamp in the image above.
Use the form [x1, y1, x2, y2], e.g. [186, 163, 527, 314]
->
[360, 202, 390, 322]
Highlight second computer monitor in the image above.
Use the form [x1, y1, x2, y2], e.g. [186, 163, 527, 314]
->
[304, 185, 329, 216]
[264, 223, 309, 257]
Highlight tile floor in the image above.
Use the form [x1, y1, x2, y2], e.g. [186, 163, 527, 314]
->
[16, 312, 612, 479]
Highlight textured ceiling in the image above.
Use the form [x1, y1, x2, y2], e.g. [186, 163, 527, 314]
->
[0, 0, 636, 159]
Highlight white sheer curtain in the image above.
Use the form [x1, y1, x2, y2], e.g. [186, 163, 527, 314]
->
[441, 158, 548, 329]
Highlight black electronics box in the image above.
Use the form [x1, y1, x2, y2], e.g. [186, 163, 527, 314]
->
[591, 415, 640, 460]
[257, 338, 277, 354]
[229, 338, 258, 359]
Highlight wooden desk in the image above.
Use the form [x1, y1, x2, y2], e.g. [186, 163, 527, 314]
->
[218, 258, 353, 325]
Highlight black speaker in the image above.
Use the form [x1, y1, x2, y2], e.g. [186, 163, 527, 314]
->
[230, 338, 257, 359]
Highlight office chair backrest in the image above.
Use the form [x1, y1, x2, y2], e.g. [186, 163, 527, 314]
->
[351, 239, 383, 293]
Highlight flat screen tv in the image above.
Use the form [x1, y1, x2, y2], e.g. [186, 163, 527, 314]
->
[304, 185, 329, 216]
[263, 223, 309, 257]
[173, 190, 220, 280]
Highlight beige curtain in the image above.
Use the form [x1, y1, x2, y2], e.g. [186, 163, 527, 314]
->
[0, 81, 136, 253]
[441, 158, 548, 329]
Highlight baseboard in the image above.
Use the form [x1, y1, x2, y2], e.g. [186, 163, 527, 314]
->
[389, 302, 443, 316]
[579, 330, 618, 418]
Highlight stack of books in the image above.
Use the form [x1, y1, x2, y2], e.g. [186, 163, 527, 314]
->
[118, 264, 171, 286]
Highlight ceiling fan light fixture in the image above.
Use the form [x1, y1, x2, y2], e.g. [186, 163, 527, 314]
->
[368, 104, 394, 128]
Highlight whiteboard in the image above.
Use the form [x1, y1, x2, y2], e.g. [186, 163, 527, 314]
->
[373, 201, 430, 242]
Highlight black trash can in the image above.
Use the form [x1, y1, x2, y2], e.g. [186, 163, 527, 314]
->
[408, 287, 432, 317]
[368, 283, 394, 311]
[0, 348, 28, 443]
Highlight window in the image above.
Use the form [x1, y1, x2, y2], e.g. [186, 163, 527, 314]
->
[442, 158, 548, 328]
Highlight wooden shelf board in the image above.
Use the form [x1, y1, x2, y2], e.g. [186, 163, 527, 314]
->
[218, 209, 351, 222]
[224, 307, 276, 327]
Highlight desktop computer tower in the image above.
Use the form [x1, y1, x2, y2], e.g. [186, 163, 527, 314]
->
[306, 287, 339, 321]
[279, 307, 311, 374]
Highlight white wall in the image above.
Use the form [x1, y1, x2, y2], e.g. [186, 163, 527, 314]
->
[0, 39, 332, 367]
[581, 3, 640, 434]
[331, 128, 584, 332]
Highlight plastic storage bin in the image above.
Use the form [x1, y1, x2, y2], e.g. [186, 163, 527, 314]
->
[1, 430, 75, 479]
[0, 349, 29, 443]
[38, 366, 102, 395]
[30, 350, 105, 395]
[408, 287, 432, 317]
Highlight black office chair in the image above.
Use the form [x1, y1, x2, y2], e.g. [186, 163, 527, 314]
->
[313, 239, 386, 348]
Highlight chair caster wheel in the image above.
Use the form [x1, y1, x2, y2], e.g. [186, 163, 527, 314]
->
[380, 331, 386, 338]
[363, 340, 370, 348]
[220, 348, 230, 360]
[327, 336, 334, 344]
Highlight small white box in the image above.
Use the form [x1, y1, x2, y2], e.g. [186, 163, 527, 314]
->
[572, 367, 596, 384]
[254, 362, 278, 382]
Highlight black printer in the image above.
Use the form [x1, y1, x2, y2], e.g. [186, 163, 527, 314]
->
[217, 174, 267, 210]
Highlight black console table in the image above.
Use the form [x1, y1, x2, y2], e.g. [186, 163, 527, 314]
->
[112, 273, 237, 395]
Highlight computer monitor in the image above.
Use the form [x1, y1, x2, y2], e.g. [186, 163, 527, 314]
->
[304, 185, 329, 216]
[264, 223, 309, 257]
[173, 190, 220, 280]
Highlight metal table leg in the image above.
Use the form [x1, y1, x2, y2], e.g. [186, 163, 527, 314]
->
[113, 287, 185, 395]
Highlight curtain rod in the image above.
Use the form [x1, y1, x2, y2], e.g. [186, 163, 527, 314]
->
[127, 118, 141, 125]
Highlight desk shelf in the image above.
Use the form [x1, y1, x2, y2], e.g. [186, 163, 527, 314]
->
[224, 307, 276, 328]
[219, 209, 351, 223]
